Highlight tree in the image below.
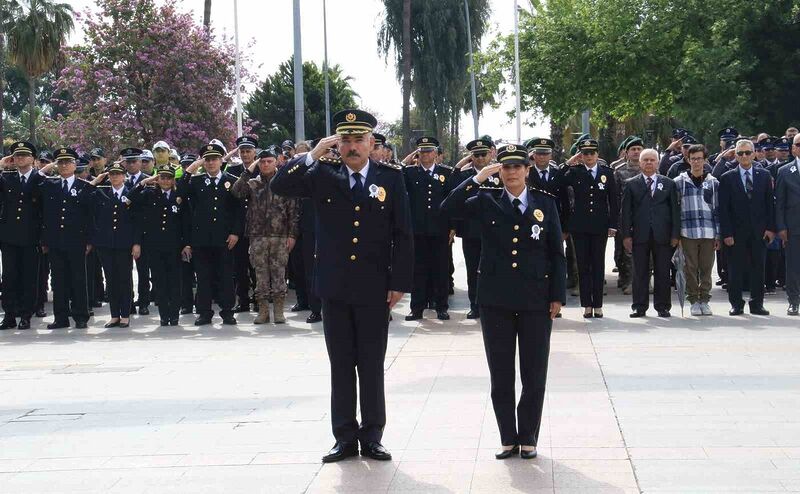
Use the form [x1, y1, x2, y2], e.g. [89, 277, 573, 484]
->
[244, 57, 357, 146]
[379, 0, 491, 155]
[52, 0, 243, 154]
[6, 0, 72, 144]
[0, 0, 22, 140]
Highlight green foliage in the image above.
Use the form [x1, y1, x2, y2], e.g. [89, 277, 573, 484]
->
[480, 0, 800, 147]
[244, 57, 357, 146]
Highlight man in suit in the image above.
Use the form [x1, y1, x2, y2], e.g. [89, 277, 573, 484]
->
[402, 136, 455, 321]
[719, 139, 776, 316]
[0, 141, 45, 330]
[776, 133, 800, 316]
[178, 143, 243, 326]
[271, 109, 413, 463]
[621, 149, 681, 318]
[613, 137, 644, 294]
[39, 147, 95, 329]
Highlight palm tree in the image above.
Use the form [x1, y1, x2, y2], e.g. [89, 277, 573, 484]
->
[203, 0, 211, 31]
[0, 0, 22, 140]
[7, 0, 73, 143]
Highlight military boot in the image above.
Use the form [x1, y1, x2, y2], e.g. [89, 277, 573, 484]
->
[254, 298, 270, 324]
[273, 297, 286, 324]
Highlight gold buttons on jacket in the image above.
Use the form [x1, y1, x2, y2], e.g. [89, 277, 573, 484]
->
[512, 237, 518, 243]
[355, 206, 361, 212]
[512, 250, 517, 256]
[514, 225, 519, 231]
[352, 238, 358, 244]
[512, 262, 518, 268]
[350, 255, 356, 261]
[354, 221, 360, 227]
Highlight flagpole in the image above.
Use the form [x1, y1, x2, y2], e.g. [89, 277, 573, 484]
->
[323, 0, 331, 136]
[513, 0, 522, 143]
[293, 0, 305, 142]
[233, 0, 243, 136]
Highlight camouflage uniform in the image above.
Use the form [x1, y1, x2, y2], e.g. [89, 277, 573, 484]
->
[232, 169, 300, 322]
[613, 160, 641, 290]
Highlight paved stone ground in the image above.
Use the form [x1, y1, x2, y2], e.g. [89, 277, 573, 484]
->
[1, 240, 800, 493]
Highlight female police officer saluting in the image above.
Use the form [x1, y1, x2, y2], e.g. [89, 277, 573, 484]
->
[441, 144, 566, 460]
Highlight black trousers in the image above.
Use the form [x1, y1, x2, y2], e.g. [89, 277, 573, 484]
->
[86, 249, 103, 303]
[461, 237, 481, 310]
[716, 248, 728, 284]
[233, 236, 252, 303]
[572, 232, 607, 308]
[786, 235, 800, 305]
[411, 234, 449, 311]
[49, 247, 89, 323]
[301, 231, 321, 312]
[565, 235, 577, 284]
[766, 249, 781, 290]
[1, 244, 39, 319]
[36, 253, 50, 311]
[632, 234, 673, 312]
[479, 305, 552, 447]
[322, 298, 389, 444]
[134, 253, 151, 307]
[728, 232, 766, 309]
[98, 247, 133, 318]
[180, 257, 195, 310]
[194, 246, 235, 318]
[149, 248, 182, 322]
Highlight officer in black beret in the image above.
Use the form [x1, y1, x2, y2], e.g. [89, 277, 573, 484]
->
[271, 108, 413, 463]
[88, 162, 136, 328]
[230, 136, 259, 313]
[401, 136, 456, 320]
[441, 144, 565, 460]
[178, 143, 243, 325]
[560, 138, 618, 317]
[129, 164, 190, 326]
[39, 147, 95, 329]
[89, 148, 107, 178]
[0, 141, 45, 330]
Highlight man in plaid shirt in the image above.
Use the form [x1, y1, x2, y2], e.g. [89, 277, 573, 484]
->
[674, 144, 720, 316]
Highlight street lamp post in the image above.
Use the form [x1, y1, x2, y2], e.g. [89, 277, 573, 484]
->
[233, 0, 242, 136]
[293, 0, 305, 142]
[513, 0, 522, 143]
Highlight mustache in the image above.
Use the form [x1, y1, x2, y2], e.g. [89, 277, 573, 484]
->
[346, 151, 361, 157]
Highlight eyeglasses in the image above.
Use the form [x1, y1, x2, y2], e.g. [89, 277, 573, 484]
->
[472, 152, 488, 158]
[580, 150, 597, 156]
[736, 151, 753, 156]
[794, 143, 800, 147]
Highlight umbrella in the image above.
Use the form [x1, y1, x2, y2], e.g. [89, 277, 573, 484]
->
[672, 245, 687, 317]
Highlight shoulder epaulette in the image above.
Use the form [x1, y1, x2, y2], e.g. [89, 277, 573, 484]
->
[528, 186, 556, 199]
[77, 178, 92, 185]
[479, 184, 503, 191]
[377, 160, 402, 171]
[438, 164, 454, 171]
[599, 162, 612, 169]
[319, 156, 342, 166]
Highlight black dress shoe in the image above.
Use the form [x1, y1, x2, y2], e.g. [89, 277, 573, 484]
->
[788, 304, 799, 316]
[405, 311, 423, 321]
[160, 320, 169, 327]
[138, 306, 150, 315]
[593, 309, 604, 318]
[47, 320, 70, 330]
[180, 307, 193, 315]
[729, 307, 744, 316]
[657, 310, 671, 318]
[233, 303, 250, 313]
[583, 310, 593, 319]
[495, 445, 519, 460]
[629, 309, 646, 318]
[104, 320, 120, 328]
[291, 303, 310, 312]
[0, 318, 17, 330]
[18, 319, 31, 330]
[194, 316, 212, 326]
[170, 319, 179, 326]
[436, 310, 450, 321]
[91, 301, 103, 308]
[74, 321, 88, 329]
[466, 309, 480, 319]
[360, 442, 392, 461]
[130, 304, 137, 314]
[520, 447, 538, 459]
[88, 310, 95, 317]
[35, 309, 46, 318]
[306, 312, 322, 323]
[321, 441, 358, 463]
[750, 306, 770, 316]
[221, 315, 237, 325]
[118, 321, 130, 328]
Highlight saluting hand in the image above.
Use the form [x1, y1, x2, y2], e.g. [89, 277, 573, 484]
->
[90, 172, 108, 186]
[475, 163, 502, 183]
[310, 135, 340, 161]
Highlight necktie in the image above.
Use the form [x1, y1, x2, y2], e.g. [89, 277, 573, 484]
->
[62, 180, 68, 195]
[164, 191, 170, 201]
[745, 170, 753, 199]
[646, 177, 654, 196]
[115, 191, 120, 201]
[20, 175, 26, 186]
[541, 170, 547, 182]
[512, 198, 524, 216]
[352, 172, 365, 202]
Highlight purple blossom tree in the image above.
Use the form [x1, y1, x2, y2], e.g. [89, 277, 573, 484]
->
[50, 0, 248, 154]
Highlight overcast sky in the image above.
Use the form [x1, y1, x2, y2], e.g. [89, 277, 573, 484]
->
[67, 0, 548, 145]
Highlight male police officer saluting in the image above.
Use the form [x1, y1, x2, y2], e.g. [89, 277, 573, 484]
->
[442, 144, 566, 460]
[271, 109, 413, 463]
